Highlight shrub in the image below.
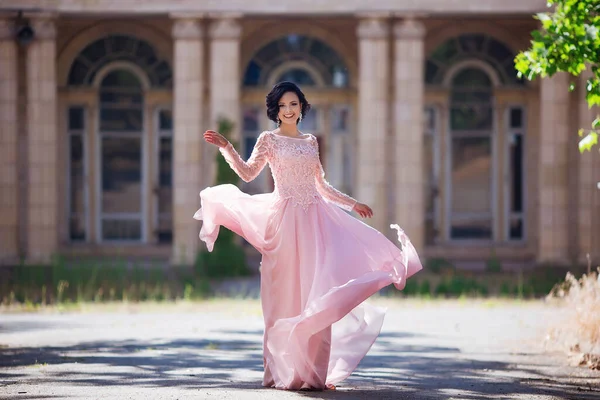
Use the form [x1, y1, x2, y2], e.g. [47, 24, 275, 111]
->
[546, 268, 600, 360]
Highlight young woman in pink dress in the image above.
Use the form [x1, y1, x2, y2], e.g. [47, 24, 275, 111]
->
[195, 81, 422, 391]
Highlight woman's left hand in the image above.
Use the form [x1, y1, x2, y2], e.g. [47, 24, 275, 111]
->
[353, 203, 373, 218]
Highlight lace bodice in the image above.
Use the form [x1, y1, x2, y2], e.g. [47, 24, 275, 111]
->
[219, 131, 357, 211]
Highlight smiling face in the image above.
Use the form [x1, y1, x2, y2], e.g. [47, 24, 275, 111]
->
[277, 91, 302, 126]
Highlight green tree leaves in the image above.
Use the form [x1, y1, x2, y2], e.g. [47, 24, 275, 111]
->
[515, 0, 600, 152]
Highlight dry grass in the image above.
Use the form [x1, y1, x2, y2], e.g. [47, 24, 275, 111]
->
[546, 267, 600, 370]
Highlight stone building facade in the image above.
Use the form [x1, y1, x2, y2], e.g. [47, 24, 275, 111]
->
[0, 0, 598, 269]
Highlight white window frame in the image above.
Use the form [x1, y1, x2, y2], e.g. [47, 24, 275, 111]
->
[94, 66, 148, 244]
[445, 96, 498, 243]
[504, 104, 527, 242]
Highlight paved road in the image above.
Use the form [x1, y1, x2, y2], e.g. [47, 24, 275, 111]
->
[0, 299, 599, 399]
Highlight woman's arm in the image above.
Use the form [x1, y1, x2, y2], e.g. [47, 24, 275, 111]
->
[312, 138, 357, 212]
[219, 132, 270, 183]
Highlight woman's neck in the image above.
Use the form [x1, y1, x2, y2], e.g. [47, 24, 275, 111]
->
[277, 124, 300, 137]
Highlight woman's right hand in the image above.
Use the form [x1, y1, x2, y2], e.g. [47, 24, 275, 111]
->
[203, 130, 229, 148]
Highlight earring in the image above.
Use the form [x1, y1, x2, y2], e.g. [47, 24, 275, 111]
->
[277, 118, 281, 126]
[298, 114, 303, 123]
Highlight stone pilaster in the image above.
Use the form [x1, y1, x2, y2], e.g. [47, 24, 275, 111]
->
[26, 15, 58, 264]
[171, 16, 205, 265]
[577, 71, 600, 264]
[0, 18, 18, 264]
[356, 16, 390, 233]
[538, 73, 570, 264]
[393, 18, 426, 252]
[209, 16, 241, 141]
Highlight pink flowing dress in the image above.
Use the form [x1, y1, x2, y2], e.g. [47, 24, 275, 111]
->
[194, 131, 422, 390]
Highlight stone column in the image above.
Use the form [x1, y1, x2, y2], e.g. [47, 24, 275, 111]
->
[577, 71, 600, 264]
[356, 16, 390, 233]
[537, 73, 570, 264]
[0, 18, 18, 264]
[209, 15, 241, 141]
[393, 18, 426, 252]
[171, 16, 205, 265]
[26, 15, 58, 264]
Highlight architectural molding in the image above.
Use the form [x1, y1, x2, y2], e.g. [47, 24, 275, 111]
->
[171, 17, 203, 40]
[357, 18, 390, 40]
[0, 18, 14, 40]
[7, 0, 549, 16]
[394, 18, 426, 40]
[209, 17, 242, 40]
[29, 15, 56, 40]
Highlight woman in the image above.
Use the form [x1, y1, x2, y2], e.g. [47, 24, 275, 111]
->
[195, 81, 422, 391]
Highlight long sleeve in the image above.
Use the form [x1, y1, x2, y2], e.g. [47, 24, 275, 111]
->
[313, 140, 357, 212]
[219, 132, 270, 183]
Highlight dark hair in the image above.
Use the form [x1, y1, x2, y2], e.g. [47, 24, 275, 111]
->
[265, 81, 311, 125]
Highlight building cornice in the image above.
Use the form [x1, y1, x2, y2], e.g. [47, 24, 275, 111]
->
[0, 0, 549, 16]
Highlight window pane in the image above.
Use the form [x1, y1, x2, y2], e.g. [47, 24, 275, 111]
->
[425, 60, 439, 84]
[135, 41, 159, 66]
[100, 91, 143, 105]
[451, 137, 492, 214]
[101, 137, 141, 214]
[109, 35, 136, 54]
[423, 134, 435, 216]
[510, 108, 523, 128]
[159, 137, 172, 187]
[488, 38, 513, 63]
[278, 68, 316, 86]
[423, 107, 438, 245]
[331, 107, 350, 132]
[430, 38, 459, 64]
[68, 60, 89, 85]
[452, 68, 492, 88]
[243, 60, 261, 86]
[158, 137, 172, 243]
[102, 219, 141, 241]
[509, 218, 523, 240]
[81, 38, 107, 64]
[159, 109, 173, 131]
[69, 135, 85, 241]
[101, 70, 142, 88]
[154, 61, 172, 85]
[243, 108, 259, 132]
[69, 107, 84, 130]
[255, 41, 280, 64]
[100, 108, 143, 131]
[509, 134, 524, 213]
[244, 137, 257, 160]
[331, 66, 348, 88]
[450, 105, 493, 130]
[451, 218, 492, 239]
[451, 90, 492, 103]
[458, 34, 485, 53]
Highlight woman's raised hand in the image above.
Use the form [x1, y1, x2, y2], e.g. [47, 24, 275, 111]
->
[203, 130, 229, 148]
[353, 203, 373, 219]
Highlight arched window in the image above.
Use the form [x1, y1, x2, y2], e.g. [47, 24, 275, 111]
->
[68, 35, 172, 87]
[66, 34, 173, 245]
[243, 34, 349, 88]
[426, 34, 524, 86]
[424, 34, 528, 243]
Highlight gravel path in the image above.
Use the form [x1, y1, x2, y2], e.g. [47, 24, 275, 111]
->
[0, 299, 599, 399]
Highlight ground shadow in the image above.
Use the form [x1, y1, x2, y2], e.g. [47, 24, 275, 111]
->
[0, 322, 598, 399]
